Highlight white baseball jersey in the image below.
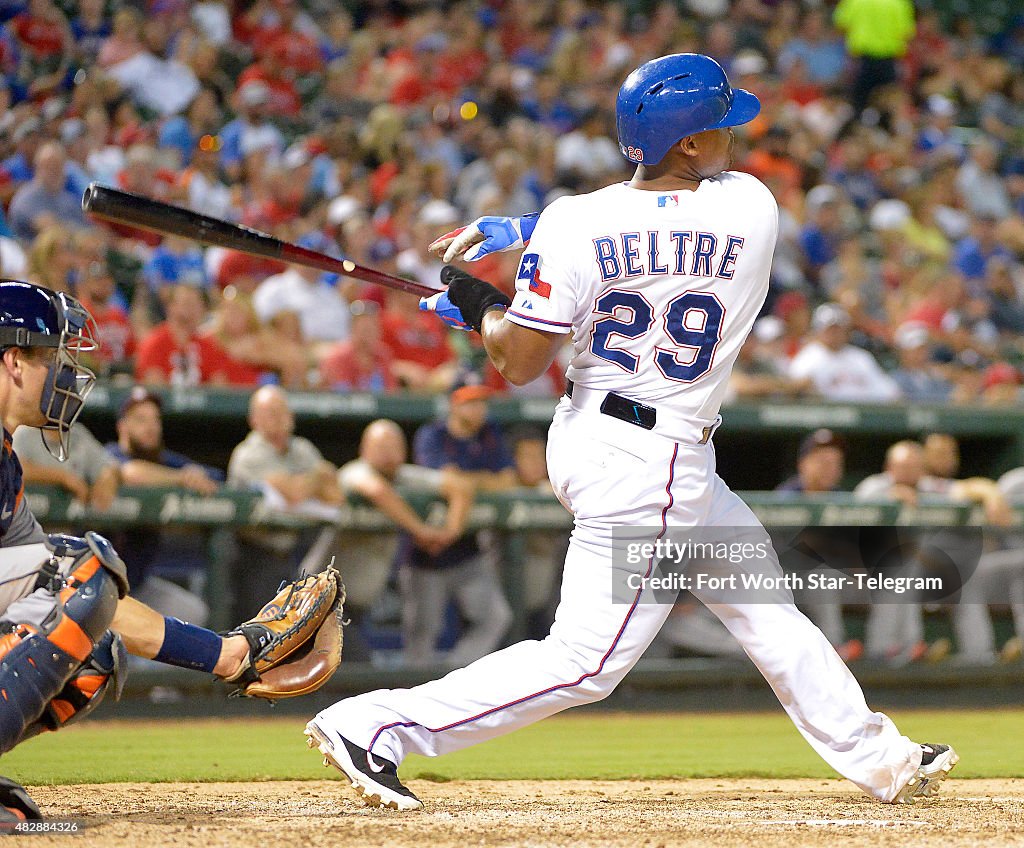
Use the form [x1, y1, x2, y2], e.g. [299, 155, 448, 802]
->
[505, 172, 779, 422]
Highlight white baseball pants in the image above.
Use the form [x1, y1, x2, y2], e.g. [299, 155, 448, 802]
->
[315, 400, 921, 801]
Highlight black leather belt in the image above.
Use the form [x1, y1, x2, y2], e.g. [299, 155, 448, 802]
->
[564, 380, 712, 443]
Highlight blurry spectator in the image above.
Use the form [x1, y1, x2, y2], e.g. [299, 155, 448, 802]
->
[889, 323, 954, 404]
[97, 6, 144, 67]
[176, 133, 237, 222]
[729, 315, 812, 401]
[108, 386, 222, 495]
[381, 287, 456, 392]
[743, 126, 803, 203]
[249, 0, 323, 77]
[510, 426, 564, 637]
[1, 117, 45, 196]
[218, 81, 285, 180]
[985, 259, 1024, 335]
[25, 223, 74, 294]
[956, 141, 1013, 221]
[917, 433, 1013, 664]
[143, 235, 210, 306]
[778, 9, 847, 87]
[979, 361, 1023, 406]
[134, 284, 230, 386]
[70, 0, 111, 66]
[512, 428, 549, 492]
[853, 441, 953, 664]
[253, 234, 352, 354]
[772, 290, 811, 362]
[75, 254, 135, 374]
[10, 0, 73, 99]
[776, 429, 846, 495]
[554, 108, 622, 185]
[403, 378, 516, 666]
[414, 377, 519, 493]
[319, 300, 397, 393]
[774, 428, 857, 658]
[101, 15, 199, 116]
[8, 141, 85, 242]
[799, 188, 846, 288]
[396, 200, 459, 289]
[854, 440, 925, 504]
[14, 421, 118, 511]
[227, 386, 342, 620]
[469, 150, 535, 218]
[833, 0, 915, 114]
[158, 87, 222, 167]
[105, 386, 219, 624]
[341, 419, 474, 557]
[952, 214, 1014, 281]
[228, 386, 342, 511]
[789, 305, 901, 402]
[236, 40, 301, 118]
[204, 286, 308, 388]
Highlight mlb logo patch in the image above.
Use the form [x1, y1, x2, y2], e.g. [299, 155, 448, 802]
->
[517, 252, 552, 298]
[657, 195, 679, 208]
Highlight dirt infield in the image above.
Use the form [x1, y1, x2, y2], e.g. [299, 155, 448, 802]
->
[18, 779, 1024, 847]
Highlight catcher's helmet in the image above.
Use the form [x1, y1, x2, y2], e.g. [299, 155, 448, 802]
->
[616, 53, 761, 166]
[0, 280, 96, 460]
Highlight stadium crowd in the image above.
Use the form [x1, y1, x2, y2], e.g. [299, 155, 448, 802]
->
[0, 0, 1021, 403]
[2, 0, 1024, 668]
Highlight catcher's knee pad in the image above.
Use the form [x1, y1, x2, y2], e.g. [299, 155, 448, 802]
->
[0, 540, 122, 754]
[27, 631, 127, 737]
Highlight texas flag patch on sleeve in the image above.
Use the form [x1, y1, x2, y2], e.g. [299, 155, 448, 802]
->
[517, 252, 552, 298]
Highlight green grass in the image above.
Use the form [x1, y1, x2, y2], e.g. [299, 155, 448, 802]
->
[4, 709, 1021, 785]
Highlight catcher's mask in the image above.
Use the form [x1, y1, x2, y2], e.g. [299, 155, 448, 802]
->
[0, 280, 97, 461]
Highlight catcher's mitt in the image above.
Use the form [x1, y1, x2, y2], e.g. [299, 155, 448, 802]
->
[223, 565, 345, 700]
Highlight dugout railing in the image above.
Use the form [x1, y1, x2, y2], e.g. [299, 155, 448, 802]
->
[76, 385, 1024, 492]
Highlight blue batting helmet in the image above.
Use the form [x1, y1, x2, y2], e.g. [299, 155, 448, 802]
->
[0, 280, 96, 460]
[616, 53, 761, 166]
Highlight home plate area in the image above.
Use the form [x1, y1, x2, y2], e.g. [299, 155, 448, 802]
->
[23, 778, 1024, 848]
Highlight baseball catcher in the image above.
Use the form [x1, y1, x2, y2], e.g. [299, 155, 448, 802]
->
[0, 280, 345, 822]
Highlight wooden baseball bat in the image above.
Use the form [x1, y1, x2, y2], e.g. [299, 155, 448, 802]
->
[81, 183, 442, 298]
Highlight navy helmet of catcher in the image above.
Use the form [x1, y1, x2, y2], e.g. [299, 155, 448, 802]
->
[0, 281, 96, 462]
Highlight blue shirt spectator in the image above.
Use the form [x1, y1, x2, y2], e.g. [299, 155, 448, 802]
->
[951, 226, 1013, 280]
[143, 239, 210, 294]
[409, 384, 515, 569]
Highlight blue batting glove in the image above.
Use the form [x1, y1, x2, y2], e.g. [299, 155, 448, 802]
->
[419, 291, 472, 331]
[430, 213, 540, 262]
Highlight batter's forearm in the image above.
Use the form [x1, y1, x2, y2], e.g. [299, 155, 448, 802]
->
[481, 312, 559, 386]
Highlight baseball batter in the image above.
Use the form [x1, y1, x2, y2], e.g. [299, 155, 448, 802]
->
[306, 53, 957, 810]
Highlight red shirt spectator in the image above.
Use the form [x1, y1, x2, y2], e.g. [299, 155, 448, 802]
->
[77, 260, 135, 368]
[135, 324, 233, 386]
[134, 285, 229, 386]
[236, 58, 301, 118]
[381, 302, 454, 371]
[216, 251, 286, 292]
[320, 341, 397, 392]
[11, 9, 67, 58]
[252, 27, 323, 75]
[319, 302, 397, 392]
[80, 296, 135, 366]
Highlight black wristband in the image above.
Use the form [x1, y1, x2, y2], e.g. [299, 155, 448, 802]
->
[441, 265, 512, 333]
